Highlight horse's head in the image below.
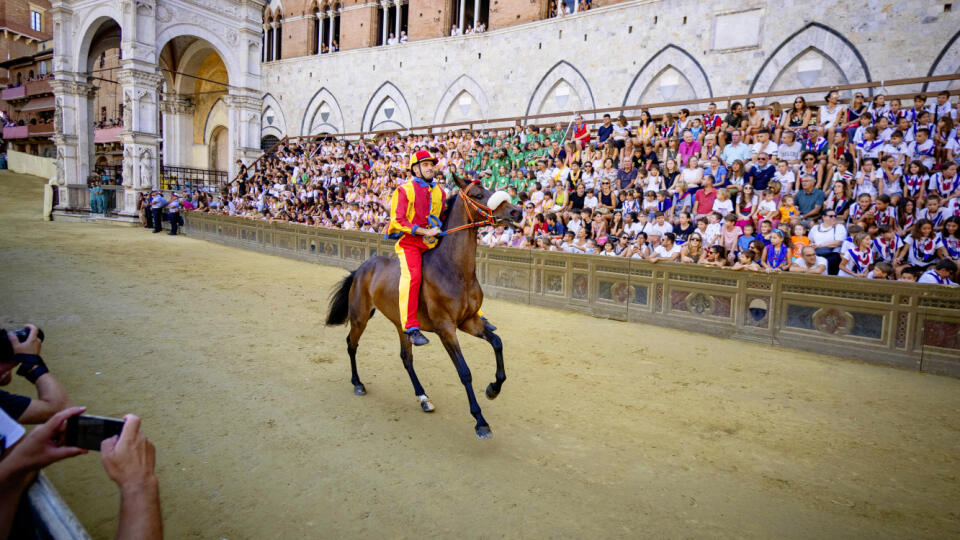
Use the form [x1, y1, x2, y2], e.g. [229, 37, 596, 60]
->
[451, 172, 522, 227]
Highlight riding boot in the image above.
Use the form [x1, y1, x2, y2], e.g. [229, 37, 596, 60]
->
[406, 328, 430, 346]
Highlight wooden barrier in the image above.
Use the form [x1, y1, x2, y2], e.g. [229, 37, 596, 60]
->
[183, 212, 960, 377]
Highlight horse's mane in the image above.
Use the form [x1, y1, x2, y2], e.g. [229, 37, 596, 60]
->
[440, 192, 460, 229]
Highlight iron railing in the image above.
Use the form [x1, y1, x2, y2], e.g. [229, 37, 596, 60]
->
[160, 165, 228, 193]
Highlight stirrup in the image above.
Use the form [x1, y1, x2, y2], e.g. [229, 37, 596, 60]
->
[406, 328, 429, 346]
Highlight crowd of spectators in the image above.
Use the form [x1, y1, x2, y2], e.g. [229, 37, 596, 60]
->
[187, 89, 960, 285]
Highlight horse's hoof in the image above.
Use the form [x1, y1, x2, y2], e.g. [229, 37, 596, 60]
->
[485, 383, 499, 400]
[420, 399, 435, 413]
[353, 384, 366, 396]
[475, 425, 492, 439]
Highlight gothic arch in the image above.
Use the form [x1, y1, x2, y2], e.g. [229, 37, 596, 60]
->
[525, 60, 596, 118]
[203, 98, 228, 144]
[72, 11, 123, 73]
[433, 74, 491, 125]
[749, 22, 871, 96]
[925, 29, 960, 92]
[301, 87, 345, 135]
[156, 24, 243, 90]
[622, 44, 712, 107]
[261, 93, 287, 138]
[361, 81, 412, 132]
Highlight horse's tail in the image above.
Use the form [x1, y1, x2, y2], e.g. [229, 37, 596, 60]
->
[325, 271, 355, 326]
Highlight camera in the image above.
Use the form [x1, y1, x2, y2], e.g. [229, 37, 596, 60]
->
[12, 326, 45, 344]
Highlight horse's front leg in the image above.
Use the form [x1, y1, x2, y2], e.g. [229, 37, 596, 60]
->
[460, 315, 506, 400]
[436, 323, 491, 439]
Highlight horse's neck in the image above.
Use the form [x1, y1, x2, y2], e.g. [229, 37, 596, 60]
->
[432, 194, 477, 278]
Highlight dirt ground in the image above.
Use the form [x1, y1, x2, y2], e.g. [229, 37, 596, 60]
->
[1, 171, 959, 539]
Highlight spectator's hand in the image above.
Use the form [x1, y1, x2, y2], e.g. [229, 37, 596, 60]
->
[101, 415, 157, 492]
[9, 407, 88, 471]
[8, 324, 41, 355]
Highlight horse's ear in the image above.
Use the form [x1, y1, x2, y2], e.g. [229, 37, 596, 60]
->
[450, 170, 470, 190]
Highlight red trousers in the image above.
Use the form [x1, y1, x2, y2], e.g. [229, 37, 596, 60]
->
[395, 235, 428, 330]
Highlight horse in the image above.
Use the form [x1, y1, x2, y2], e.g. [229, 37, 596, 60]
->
[325, 173, 522, 438]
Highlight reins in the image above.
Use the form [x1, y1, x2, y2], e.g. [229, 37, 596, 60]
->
[441, 191, 496, 234]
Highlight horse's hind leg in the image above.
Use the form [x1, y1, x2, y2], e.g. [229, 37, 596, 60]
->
[436, 323, 491, 439]
[347, 308, 371, 396]
[460, 316, 506, 400]
[398, 329, 434, 413]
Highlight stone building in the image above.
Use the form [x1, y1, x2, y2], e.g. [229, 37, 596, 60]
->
[50, 0, 263, 219]
[260, 0, 959, 143]
[46, 0, 960, 218]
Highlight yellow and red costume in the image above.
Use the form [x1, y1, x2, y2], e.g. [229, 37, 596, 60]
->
[386, 153, 445, 332]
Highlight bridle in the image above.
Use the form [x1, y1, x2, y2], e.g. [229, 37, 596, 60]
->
[441, 184, 498, 234]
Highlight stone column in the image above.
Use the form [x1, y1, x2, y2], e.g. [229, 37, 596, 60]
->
[159, 93, 195, 168]
[50, 76, 97, 210]
[223, 92, 262, 180]
[458, 0, 465, 33]
[262, 24, 270, 60]
[381, 2, 389, 45]
[327, 10, 335, 50]
[394, 1, 401, 39]
[117, 67, 162, 217]
[314, 12, 324, 53]
[473, 0, 479, 28]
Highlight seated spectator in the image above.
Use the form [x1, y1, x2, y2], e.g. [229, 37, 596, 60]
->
[789, 246, 828, 274]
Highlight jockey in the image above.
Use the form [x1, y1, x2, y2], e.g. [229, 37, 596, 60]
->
[386, 150, 445, 346]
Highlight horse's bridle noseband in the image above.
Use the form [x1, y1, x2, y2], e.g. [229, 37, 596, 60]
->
[442, 185, 500, 234]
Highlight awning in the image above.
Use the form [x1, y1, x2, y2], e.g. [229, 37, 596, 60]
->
[18, 96, 55, 112]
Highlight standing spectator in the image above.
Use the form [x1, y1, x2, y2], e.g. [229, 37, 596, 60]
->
[150, 190, 166, 234]
[166, 192, 182, 236]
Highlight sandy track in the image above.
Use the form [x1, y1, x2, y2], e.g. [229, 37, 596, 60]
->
[1, 171, 958, 539]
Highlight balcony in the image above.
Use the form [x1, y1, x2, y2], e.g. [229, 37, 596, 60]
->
[1, 79, 52, 101]
[25, 79, 52, 97]
[2, 125, 28, 139]
[2, 86, 27, 100]
[29, 124, 54, 136]
[94, 126, 123, 143]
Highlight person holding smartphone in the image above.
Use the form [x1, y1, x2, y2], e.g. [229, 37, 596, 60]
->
[0, 325, 71, 424]
[0, 408, 163, 540]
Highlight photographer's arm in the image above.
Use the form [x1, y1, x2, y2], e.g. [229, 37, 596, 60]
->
[16, 372, 71, 424]
[0, 407, 87, 538]
[101, 415, 162, 540]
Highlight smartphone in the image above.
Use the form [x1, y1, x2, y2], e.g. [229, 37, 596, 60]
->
[64, 414, 125, 451]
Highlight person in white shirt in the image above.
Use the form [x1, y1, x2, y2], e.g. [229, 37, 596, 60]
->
[917, 259, 957, 285]
[750, 129, 778, 164]
[911, 128, 936, 170]
[647, 232, 681, 262]
[777, 130, 803, 167]
[789, 246, 828, 274]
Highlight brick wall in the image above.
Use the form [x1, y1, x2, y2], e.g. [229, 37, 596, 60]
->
[340, 5, 378, 50]
[282, 17, 313, 58]
[408, 0, 447, 40]
[489, 0, 543, 29]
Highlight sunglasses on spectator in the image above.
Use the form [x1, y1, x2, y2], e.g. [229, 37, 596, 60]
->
[825, 213, 837, 217]
[748, 105, 756, 109]
[804, 157, 815, 161]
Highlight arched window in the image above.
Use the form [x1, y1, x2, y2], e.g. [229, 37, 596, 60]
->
[377, 1, 407, 46]
[275, 15, 283, 60]
[449, 0, 488, 35]
[312, 8, 320, 55]
[318, 3, 341, 52]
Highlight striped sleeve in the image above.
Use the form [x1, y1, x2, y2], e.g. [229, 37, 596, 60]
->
[387, 185, 414, 236]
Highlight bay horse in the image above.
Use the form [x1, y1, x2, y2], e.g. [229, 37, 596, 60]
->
[325, 173, 522, 438]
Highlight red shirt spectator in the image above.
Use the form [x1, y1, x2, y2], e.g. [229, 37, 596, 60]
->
[573, 117, 590, 146]
[694, 186, 718, 217]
